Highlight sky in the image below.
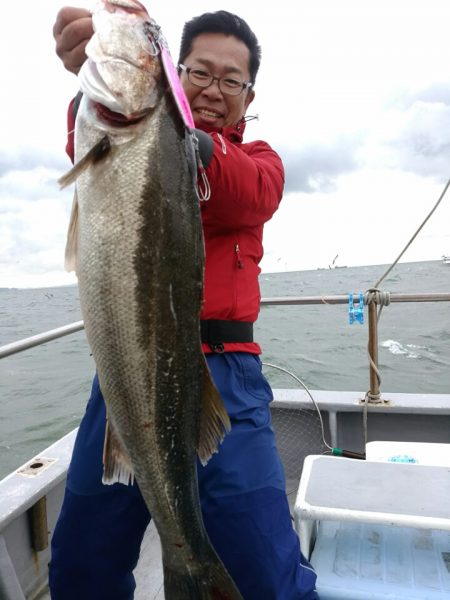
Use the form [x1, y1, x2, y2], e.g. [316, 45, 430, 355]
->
[1, 0, 450, 288]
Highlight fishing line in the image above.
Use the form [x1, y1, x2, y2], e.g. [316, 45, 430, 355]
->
[263, 362, 367, 459]
[262, 361, 331, 510]
[262, 362, 366, 510]
[262, 362, 333, 453]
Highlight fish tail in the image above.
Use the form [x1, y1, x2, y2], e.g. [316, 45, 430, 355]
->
[163, 561, 243, 600]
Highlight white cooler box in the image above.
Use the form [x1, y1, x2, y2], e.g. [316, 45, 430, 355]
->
[295, 448, 450, 600]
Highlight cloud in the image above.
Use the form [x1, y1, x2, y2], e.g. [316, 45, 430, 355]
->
[278, 78, 450, 197]
[394, 105, 450, 178]
[261, 168, 450, 274]
[0, 145, 71, 178]
[277, 135, 362, 194]
[392, 81, 450, 110]
[360, 98, 450, 181]
[0, 163, 74, 288]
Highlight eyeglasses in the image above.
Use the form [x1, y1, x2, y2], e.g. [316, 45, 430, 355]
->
[178, 64, 253, 96]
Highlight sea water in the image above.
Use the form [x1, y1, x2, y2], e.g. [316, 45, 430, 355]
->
[0, 260, 449, 478]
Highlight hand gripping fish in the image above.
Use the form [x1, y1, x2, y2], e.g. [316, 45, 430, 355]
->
[59, 1, 242, 598]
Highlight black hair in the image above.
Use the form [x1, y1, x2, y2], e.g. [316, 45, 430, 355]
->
[178, 11, 261, 85]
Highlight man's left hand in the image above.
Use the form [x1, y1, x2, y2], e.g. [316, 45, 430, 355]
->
[53, 7, 93, 75]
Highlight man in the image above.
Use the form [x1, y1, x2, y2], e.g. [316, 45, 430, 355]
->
[50, 7, 319, 600]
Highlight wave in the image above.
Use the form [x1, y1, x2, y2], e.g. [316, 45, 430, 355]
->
[381, 339, 421, 358]
[381, 339, 450, 367]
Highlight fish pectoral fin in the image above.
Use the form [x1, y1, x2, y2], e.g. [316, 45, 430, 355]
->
[58, 135, 112, 189]
[102, 417, 135, 486]
[197, 358, 231, 466]
[64, 191, 79, 273]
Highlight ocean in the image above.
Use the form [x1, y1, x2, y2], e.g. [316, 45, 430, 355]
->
[1, 260, 449, 479]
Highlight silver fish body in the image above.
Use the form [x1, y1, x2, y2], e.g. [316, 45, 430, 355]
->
[61, 2, 242, 598]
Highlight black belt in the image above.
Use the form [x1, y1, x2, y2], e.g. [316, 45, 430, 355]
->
[200, 319, 253, 352]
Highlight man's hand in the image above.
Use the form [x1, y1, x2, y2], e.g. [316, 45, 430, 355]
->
[53, 7, 93, 75]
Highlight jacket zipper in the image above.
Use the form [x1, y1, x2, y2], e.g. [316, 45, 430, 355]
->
[234, 243, 244, 269]
[231, 240, 244, 317]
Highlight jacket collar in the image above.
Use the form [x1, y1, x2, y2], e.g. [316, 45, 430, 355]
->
[198, 119, 246, 143]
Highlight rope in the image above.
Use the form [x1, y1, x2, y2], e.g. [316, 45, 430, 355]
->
[364, 289, 390, 308]
[361, 177, 450, 443]
[373, 178, 450, 289]
[363, 288, 388, 404]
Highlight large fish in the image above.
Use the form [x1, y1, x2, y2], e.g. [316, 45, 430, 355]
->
[59, 1, 242, 598]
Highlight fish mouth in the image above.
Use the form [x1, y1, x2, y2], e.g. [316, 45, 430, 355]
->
[79, 58, 159, 117]
[94, 102, 150, 126]
[80, 1, 163, 117]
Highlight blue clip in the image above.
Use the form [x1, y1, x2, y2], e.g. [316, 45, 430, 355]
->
[349, 293, 364, 325]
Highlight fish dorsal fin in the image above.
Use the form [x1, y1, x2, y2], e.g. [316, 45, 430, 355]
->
[197, 357, 231, 466]
[64, 191, 79, 273]
[102, 415, 135, 486]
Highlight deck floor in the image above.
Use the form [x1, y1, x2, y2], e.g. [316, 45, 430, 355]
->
[134, 479, 298, 599]
[36, 522, 164, 600]
[37, 479, 299, 600]
[135, 521, 164, 599]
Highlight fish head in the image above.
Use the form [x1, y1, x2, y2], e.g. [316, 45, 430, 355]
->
[102, 0, 148, 15]
[79, 0, 165, 118]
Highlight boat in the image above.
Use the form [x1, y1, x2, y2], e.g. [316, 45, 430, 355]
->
[1, 291, 450, 600]
[328, 254, 347, 270]
[442, 255, 450, 265]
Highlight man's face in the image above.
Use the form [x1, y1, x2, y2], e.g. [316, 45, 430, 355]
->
[180, 32, 255, 129]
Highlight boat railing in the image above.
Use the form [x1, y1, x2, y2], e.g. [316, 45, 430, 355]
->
[1, 292, 450, 403]
[0, 320, 84, 359]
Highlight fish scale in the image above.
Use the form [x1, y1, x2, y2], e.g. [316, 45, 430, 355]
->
[59, 1, 243, 598]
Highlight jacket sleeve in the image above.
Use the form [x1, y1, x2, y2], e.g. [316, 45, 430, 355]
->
[201, 133, 285, 229]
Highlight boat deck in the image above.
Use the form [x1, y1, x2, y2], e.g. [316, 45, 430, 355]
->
[6, 390, 449, 599]
[36, 478, 299, 600]
[134, 521, 164, 599]
[35, 520, 164, 600]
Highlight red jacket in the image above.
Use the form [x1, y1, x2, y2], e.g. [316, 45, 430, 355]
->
[65, 100, 284, 354]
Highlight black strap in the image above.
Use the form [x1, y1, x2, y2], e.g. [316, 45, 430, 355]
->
[72, 91, 84, 120]
[200, 320, 253, 346]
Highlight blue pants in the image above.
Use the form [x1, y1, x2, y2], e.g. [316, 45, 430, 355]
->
[49, 353, 318, 599]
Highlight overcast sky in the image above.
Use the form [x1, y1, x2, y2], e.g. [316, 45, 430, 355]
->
[1, 0, 450, 288]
